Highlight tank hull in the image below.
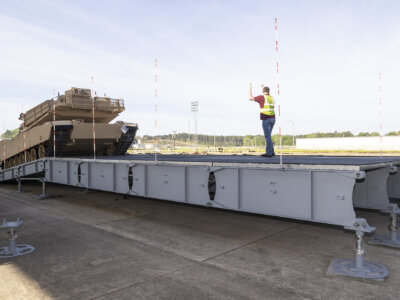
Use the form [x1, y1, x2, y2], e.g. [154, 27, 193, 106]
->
[0, 121, 138, 169]
[0, 87, 138, 170]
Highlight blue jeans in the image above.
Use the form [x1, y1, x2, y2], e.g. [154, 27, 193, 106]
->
[262, 118, 275, 155]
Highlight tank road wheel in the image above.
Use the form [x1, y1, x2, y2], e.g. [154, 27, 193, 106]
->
[26, 151, 31, 163]
[106, 145, 115, 156]
[19, 153, 25, 164]
[38, 145, 46, 159]
[30, 148, 37, 161]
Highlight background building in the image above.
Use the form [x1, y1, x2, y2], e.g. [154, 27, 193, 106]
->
[296, 136, 400, 151]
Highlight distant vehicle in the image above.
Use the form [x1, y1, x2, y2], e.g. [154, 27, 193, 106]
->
[0, 87, 138, 169]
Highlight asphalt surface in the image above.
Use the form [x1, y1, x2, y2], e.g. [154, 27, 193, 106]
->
[0, 181, 400, 299]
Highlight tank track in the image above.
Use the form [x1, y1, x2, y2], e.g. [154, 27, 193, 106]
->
[45, 125, 73, 157]
[113, 125, 138, 155]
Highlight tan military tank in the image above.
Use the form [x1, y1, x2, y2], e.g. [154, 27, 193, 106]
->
[0, 87, 138, 169]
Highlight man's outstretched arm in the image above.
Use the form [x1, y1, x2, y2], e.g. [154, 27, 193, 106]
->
[248, 83, 254, 101]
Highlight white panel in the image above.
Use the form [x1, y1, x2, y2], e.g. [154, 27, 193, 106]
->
[69, 162, 79, 186]
[147, 165, 185, 202]
[213, 168, 239, 210]
[115, 163, 130, 194]
[88, 162, 114, 191]
[313, 171, 356, 224]
[24, 162, 40, 176]
[52, 161, 69, 184]
[240, 169, 311, 219]
[3, 170, 14, 180]
[353, 168, 389, 210]
[186, 167, 210, 205]
[78, 162, 89, 188]
[132, 164, 145, 196]
[388, 171, 400, 199]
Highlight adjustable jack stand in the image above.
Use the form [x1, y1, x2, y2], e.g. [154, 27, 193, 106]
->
[0, 218, 35, 258]
[13, 177, 24, 194]
[327, 218, 389, 282]
[34, 179, 56, 200]
[369, 203, 400, 248]
[77, 188, 93, 194]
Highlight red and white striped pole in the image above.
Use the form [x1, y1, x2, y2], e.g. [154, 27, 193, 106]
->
[379, 72, 383, 157]
[22, 104, 26, 163]
[52, 89, 56, 158]
[2, 119, 5, 168]
[275, 18, 283, 168]
[2, 139, 4, 167]
[91, 76, 96, 160]
[154, 58, 158, 162]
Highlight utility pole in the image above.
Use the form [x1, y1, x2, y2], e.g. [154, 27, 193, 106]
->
[190, 101, 199, 150]
[288, 120, 295, 148]
[172, 130, 176, 152]
[188, 120, 191, 145]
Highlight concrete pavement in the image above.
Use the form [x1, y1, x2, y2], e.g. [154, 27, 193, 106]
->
[0, 181, 399, 299]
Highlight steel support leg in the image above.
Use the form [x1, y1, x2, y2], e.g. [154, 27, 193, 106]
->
[369, 203, 400, 248]
[35, 179, 56, 200]
[327, 218, 389, 282]
[13, 177, 24, 194]
[0, 218, 35, 258]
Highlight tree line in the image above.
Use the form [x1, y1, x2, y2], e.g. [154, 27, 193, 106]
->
[138, 130, 400, 147]
[1, 129, 20, 139]
[2, 129, 400, 147]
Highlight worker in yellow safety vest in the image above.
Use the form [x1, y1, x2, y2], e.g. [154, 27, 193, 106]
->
[248, 83, 275, 157]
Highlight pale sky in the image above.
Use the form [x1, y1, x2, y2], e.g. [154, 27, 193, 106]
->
[0, 0, 399, 136]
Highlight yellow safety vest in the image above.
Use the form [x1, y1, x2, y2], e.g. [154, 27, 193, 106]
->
[260, 95, 275, 116]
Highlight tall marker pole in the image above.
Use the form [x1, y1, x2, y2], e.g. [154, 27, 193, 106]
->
[91, 76, 96, 160]
[275, 18, 283, 168]
[379, 72, 383, 157]
[52, 89, 56, 158]
[154, 58, 158, 162]
[22, 104, 26, 163]
[2, 119, 5, 168]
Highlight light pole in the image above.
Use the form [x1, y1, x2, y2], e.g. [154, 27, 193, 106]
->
[172, 130, 176, 152]
[288, 120, 295, 148]
[190, 101, 198, 150]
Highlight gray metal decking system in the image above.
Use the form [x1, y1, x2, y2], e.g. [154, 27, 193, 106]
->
[1, 154, 400, 281]
[1, 154, 400, 223]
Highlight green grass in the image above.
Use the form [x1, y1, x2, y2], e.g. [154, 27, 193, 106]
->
[128, 146, 400, 156]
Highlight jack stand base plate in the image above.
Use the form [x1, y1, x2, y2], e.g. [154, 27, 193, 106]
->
[327, 258, 389, 282]
[77, 188, 94, 194]
[369, 235, 400, 248]
[34, 194, 56, 200]
[0, 244, 35, 258]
